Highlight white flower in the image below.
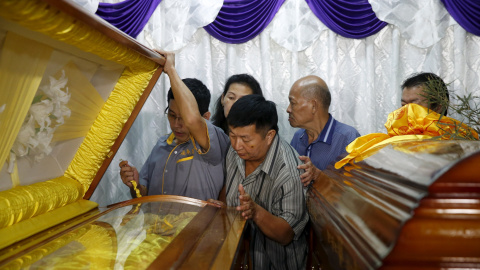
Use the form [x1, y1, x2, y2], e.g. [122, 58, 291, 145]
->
[52, 101, 71, 125]
[11, 69, 71, 165]
[29, 99, 53, 129]
[40, 70, 68, 101]
[32, 128, 53, 155]
[42, 71, 72, 126]
[11, 116, 36, 157]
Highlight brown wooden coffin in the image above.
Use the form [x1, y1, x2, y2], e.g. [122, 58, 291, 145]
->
[307, 140, 480, 270]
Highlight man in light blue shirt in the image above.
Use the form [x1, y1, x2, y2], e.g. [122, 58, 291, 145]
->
[287, 75, 360, 186]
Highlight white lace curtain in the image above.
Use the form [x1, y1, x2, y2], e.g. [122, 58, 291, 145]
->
[77, 0, 480, 206]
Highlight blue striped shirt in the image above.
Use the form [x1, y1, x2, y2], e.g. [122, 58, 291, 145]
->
[290, 114, 360, 170]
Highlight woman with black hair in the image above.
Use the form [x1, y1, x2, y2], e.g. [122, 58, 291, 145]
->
[211, 74, 263, 133]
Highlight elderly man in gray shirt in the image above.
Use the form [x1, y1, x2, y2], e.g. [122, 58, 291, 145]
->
[120, 51, 229, 201]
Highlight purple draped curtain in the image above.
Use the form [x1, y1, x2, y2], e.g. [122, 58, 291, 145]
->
[96, 0, 162, 38]
[305, 0, 387, 39]
[94, 0, 479, 45]
[441, 0, 480, 36]
[204, 0, 285, 44]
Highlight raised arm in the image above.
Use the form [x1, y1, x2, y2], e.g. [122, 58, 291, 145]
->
[158, 50, 210, 151]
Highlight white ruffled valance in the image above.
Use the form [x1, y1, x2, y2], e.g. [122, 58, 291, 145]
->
[137, 0, 223, 51]
[269, 0, 328, 52]
[369, 0, 458, 48]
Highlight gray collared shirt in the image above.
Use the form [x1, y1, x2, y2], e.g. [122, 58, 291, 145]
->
[139, 120, 230, 201]
[225, 135, 309, 270]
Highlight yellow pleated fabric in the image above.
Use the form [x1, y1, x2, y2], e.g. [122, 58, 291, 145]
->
[0, 176, 84, 230]
[74, 223, 117, 269]
[0, 199, 98, 250]
[52, 61, 105, 142]
[0, 0, 159, 232]
[64, 66, 156, 192]
[0, 32, 53, 175]
[335, 104, 479, 169]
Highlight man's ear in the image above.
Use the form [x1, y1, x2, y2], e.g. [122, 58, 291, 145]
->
[310, 99, 317, 114]
[266, 129, 276, 145]
[203, 111, 211, 120]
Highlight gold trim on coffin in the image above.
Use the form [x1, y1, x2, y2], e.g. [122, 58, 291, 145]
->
[0, 0, 159, 244]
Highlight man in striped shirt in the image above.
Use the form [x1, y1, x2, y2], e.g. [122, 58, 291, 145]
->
[287, 75, 360, 186]
[223, 95, 309, 269]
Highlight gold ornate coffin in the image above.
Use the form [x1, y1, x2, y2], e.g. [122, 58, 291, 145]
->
[0, 1, 246, 269]
[307, 140, 480, 269]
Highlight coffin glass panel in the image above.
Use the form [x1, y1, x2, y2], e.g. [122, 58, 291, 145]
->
[0, 196, 246, 270]
[0, 200, 200, 269]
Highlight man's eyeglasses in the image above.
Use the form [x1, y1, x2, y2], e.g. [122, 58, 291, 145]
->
[166, 111, 183, 123]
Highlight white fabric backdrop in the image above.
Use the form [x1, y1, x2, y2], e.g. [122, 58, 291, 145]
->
[82, 0, 480, 206]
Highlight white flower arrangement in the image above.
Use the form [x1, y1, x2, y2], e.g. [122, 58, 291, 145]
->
[10, 70, 71, 165]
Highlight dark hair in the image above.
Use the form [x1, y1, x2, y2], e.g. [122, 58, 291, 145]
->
[401, 72, 449, 116]
[167, 78, 210, 115]
[212, 74, 263, 133]
[227, 95, 278, 136]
